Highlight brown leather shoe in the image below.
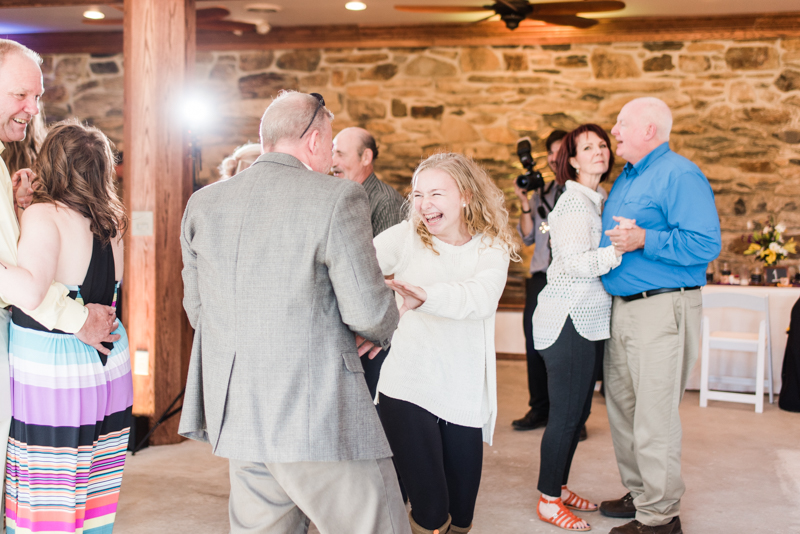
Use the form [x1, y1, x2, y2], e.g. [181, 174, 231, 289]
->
[600, 492, 636, 518]
[609, 517, 682, 534]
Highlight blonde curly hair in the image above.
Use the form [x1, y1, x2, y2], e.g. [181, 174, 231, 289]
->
[409, 152, 520, 261]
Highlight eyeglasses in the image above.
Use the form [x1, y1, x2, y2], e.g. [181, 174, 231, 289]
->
[299, 93, 325, 139]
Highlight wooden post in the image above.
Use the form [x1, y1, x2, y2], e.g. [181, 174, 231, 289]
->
[123, 0, 195, 445]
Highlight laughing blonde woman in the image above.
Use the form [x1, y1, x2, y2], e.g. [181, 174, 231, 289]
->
[373, 153, 518, 534]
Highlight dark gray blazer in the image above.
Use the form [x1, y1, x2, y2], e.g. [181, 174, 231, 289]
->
[178, 152, 398, 463]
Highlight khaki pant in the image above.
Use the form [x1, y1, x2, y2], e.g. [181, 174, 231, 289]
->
[604, 290, 701, 527]
[0, 309, 10, 530]
[228, 457, 411, 534]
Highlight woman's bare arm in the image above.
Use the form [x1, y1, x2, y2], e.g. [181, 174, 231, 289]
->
[0, 204, 61, 310]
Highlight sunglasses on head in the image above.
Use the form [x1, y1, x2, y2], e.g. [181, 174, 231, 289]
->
[299, 93, 325, 139]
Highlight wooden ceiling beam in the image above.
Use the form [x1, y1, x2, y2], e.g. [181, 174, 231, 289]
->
[0, 0, 121, 6]
[7, 11, 800, 55]
[11, 31, 123, 55]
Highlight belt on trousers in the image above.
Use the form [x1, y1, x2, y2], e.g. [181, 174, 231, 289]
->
[620, 286, 701, 302]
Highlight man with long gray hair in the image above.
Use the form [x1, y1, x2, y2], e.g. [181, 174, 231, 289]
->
[599, 97, 721, 534]
[179, 90, 409, 533]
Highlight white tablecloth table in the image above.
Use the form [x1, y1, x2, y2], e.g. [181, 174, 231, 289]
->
[495, 285, 800, 394]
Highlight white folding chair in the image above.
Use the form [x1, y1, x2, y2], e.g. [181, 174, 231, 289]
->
[699, 292, 773, 413]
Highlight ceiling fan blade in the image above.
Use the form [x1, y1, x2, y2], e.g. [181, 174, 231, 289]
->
[394, 5, 492, 13]
[495, 0, 522, 12]
[196, 7, 231, 21]
[531, 14, 599, 28]
[531, 1, 625, 16]
[82, 18, 124, 25]
[198, 20, 257, 33]
[470, 12, 501, 24]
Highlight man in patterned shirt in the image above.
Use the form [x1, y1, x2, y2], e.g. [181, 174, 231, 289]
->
[332, 127, 406, 398]
[332, 127, 405, 239]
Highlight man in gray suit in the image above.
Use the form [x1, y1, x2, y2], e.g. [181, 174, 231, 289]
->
[179, 91, 409, 534]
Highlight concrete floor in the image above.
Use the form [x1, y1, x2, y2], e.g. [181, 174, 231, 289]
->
[113, 361, 800, 533]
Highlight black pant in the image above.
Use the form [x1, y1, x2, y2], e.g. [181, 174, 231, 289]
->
[360, 348, 388, 400]
[524, 273, 549, 414]
[537, 316, 598, 497]
[360, 349, 408, 502]
[379, 394, 483, 530]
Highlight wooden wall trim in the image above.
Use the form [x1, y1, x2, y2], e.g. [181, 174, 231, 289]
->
[11, 31, 123, 55]
[8, 11, 800, 55]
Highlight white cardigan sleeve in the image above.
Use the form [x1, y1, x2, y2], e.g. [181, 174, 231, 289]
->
[373, 220, 410, 276]
[416, 244, 510, 321]
[549, 194, 621, 279]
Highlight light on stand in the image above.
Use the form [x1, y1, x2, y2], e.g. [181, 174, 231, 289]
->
[181, 94, 212, 188]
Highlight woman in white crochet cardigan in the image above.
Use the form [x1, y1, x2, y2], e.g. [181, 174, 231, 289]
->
[532, 124, 624, 532]
[373, 153, 518, 534]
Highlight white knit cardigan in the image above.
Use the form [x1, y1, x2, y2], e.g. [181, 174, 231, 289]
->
[374, 221, 510, 445]
[533, 180, 622, 350]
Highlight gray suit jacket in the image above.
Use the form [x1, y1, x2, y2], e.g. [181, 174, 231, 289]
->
[178, 152, 399, 463]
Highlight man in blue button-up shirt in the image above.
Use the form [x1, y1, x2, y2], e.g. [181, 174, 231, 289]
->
[598, 97, 721, 534]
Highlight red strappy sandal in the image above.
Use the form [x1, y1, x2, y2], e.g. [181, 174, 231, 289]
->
[537, 496, 592, 532]
[562, 485, 599, 512]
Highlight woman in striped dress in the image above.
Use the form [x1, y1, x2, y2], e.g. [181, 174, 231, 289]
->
[0, 120, 132, 534]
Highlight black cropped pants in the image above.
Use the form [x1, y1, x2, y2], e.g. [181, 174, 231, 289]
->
[537, 316, 598, 497]
[379, 394, 483, 530]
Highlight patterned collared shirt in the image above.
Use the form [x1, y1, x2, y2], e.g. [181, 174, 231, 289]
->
[362, 172, 406, 237]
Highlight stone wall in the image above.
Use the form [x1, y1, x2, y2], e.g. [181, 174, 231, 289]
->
[39, 38, 800, 299]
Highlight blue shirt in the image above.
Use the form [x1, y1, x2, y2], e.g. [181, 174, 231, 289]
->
[600, 142, 721, 296]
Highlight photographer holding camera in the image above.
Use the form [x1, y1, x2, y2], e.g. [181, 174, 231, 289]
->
[512, 130, 607, 439]
[512, 130, 566, 433]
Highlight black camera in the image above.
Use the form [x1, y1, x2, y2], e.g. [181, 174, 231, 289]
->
[515, 137, 545, 192]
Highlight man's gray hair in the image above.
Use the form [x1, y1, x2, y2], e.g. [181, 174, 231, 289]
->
[631, 97, 673, 142]
[0, 39, 42, 70]
[356, 130, 379, 161]
[260, 91, 333, 149]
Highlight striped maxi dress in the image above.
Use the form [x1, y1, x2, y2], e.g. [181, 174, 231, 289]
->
[4, 238, 133, 534]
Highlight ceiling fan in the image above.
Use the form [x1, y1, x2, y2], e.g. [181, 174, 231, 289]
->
[395, 0, 626, 30]
[82, 6, 270, 35]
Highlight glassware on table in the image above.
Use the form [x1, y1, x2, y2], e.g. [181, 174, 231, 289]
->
[719, 262, 731, 284]
[751, 264, 763, 286]
[706, 263, 715, 284]
[739, 266, 750, 286]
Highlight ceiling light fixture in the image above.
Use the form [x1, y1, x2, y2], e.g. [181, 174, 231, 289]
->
[82, 6, 105, 20]
[345, 2, 367, 11]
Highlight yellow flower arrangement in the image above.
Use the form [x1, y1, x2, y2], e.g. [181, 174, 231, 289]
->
[743, 219, 796, 266]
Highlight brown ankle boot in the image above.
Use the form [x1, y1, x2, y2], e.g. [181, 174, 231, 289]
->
[408, 511, 452, 534]
[449, 523, 472, 533]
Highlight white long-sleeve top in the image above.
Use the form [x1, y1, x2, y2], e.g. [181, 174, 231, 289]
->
[374, 220, 510, 445]
[533, 180, 622, 351]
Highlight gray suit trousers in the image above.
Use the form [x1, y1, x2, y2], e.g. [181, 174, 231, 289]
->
[228, 457, 411, 534]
